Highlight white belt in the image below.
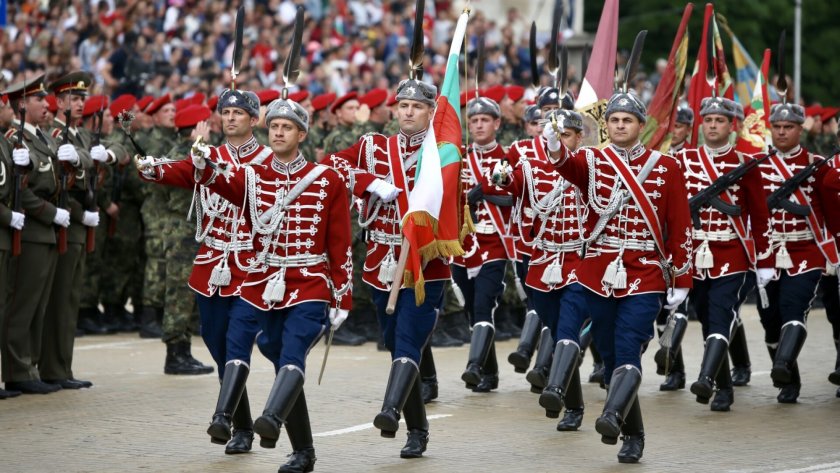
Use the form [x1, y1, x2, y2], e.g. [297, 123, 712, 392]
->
[368, 230, 402, 246]
[204, 236, 253, 251]
[474, 222, 496, 234]
[536, 239, 583, 253]
[771, 230, 814, 242]
[266, 253, 327, 268]
[692, 229, 738, 242]
[597, 235, 656, 252]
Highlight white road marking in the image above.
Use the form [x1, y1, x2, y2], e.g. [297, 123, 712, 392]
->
[76, 339, 159, 350]
[767, 462, 840, 473]
[314, 414, 452, 437]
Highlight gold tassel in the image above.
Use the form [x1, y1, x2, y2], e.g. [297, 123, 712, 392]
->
[695, 240, 714, 269]
[460, 204, 476, 242]
[775, 243, 794, 269]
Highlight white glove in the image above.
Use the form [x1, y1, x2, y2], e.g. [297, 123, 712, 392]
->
[12, 147, 30, 167]
[53, 208, 71, 227]
[367, 178, 401, 203]
[329, 308, 349, 330]
[664, 287, 690, 310]
[490, 160, 513, 186]
[90, 144, 108, 163]
[10, 211, 25, 230]
[542, 120, 562, 153]
[756, 268, 775, 288]
[82, 210, 100, 227]
[191, 144, 211, 170]
[57, 144, 79, 165]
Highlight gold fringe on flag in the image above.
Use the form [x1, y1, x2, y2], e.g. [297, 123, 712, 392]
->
[460, 204, 476, 242]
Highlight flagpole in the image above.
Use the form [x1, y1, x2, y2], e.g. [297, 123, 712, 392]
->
[794, 0, 801, 103]
[386, 238, 410, 314]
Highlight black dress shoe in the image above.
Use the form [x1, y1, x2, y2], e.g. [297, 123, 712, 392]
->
[777, 384, 800, 404]
[43, 379, 90, 389]
[400, 429, 429, 458]
[556, 408, 584, 431]
[711, 387, 733, 412]
[331, 328, 366, 346]
[6, 380, 61, 394]
[617, 434, 645, 463]
[0, 388, 22, 399]
[471, 373, 498, 393]
[225, 429, 253, 454]
[277, 447, 316, 473]
[659, 371, 685, 391]
[731, 365, 751, 386]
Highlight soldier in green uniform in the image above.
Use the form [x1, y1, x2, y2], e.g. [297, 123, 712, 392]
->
[307, 93, 335, 162]
[0, 129, 31, 399]
[1, 76, 86, 394]
[351, 89, 391, 136]
[322, 92, 361, 154]
[41, 72, 102, 389]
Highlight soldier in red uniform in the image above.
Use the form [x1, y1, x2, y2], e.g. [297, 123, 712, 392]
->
[324, 77, 445, 459]
[756, 102, 836, 403]
[492, 109, 590, 431]
[191, 97, 352, 472]
[676, 96, 772, 412]
[821, 159, 840, 398]
[454, 96, 517, 393]
[545, 89, 693, 463]
[137, 89, 271, 454]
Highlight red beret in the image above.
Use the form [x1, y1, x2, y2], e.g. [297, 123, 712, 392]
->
[207, 95, 219, 111]
[312, 92, 336, 112]
[174, 96, 193, 112]
[481, 85, 505, 104]
[805, 105, 823, 118]
[110, 94, 136, 117]
[460, 89, 479, 108]
[146, 94, 172, 115]
[83, 95, 109, 118]
[257, 89, 281, 106]
[288, 90, 309, 103]
[137, 95, 154, 112]
[175, 104, 212, 129]
[45, 95, 58, 114]
[822, 106, 839, 122]
[360, 88, 388, 109]
[386, 94, 398, 107]
[330, 91, 359, 113]
[190, 92, 205, 106]
[506, 85, 525, 103]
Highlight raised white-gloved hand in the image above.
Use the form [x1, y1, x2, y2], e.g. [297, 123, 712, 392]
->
[10, 211, 25, 230]
[664, 287, 690, 310]
[542, 120, 563, 153]
[191, 144, 211, 170]
[53, 208, 71, 227]
[756, 268, 775, 288]
[12, 147, 30, 167]
[367, 178, 401, 202]
[90, 144, 109, 163]
[490, 159, 513, 186]
[329, 308, 349, 330]
[82, 210, 100, 227]
[57, 144, 79, 165]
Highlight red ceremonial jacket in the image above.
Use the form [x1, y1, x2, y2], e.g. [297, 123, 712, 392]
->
[324, 129, 451, 291]
[822, 155, 840, 246]
[552, 142, 693, 297]
[197, 153, 353, 311]
[454, 140, 516, 270]
[505, 137, 547, 259]
[678, 144, 772, 279]
[755, 145, 832, 276]
[140, 136, 273, 297]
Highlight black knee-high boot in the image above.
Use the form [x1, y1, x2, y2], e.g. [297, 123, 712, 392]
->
[400, 378, 429, 459]
[710, 356, 734, 412]
[771, 322, 807, 385]
[419, 344, 438, 403]
[729, 322, 752, 386]
[617, 397, 644, 463]
[253, 365, 305, 449]
[508, 310, 541, 373]
[225, 387, 254, 454]
[374, 357, 420, 438]
[538, 340, 580, 418]
[690, 335, 729, 404]
[595, 365, 642, 445]
[207, 360, 249, 445]
[278, 391, 316, 473]
[462, 322, 495, 388]
[473, 342, 500, 392]
[654, 312, 687, 375]
[555, 367, 584, 431]
[526, 327, 554, 393]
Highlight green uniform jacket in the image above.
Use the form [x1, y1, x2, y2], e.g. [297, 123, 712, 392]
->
[49, 119, 95, 244]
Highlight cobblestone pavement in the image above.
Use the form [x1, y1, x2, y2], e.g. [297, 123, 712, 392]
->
[2, 306, 839, 473]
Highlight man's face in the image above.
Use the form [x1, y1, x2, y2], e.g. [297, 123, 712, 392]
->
[672, 122, 690, 144]
[0, 101, 14, 127]
[500, 96, 515, 122]
[396, 100, 433, 135]
[701, 114, 732, 148]
[155, 103, 176, 128]
[57, 94, 85, 122]
[513, 99, 527, 120]
[606, 112, 642, 148]
[335, 99, 360, 126]
[560, 129, 583, 151]
[221, 107, 256, 139]
[268, 118, 306, 158]
[771, 121, 803, 152]
[370, 104, 391, 124]
[24, 96, 49, 126]
[468, 114, 500, 145]
[525, 120, 542, 138]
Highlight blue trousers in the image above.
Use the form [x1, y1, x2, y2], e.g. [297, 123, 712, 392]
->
[756, 270, 821, 345]
[584, 290, 663, 385]
[451, 260, 506, 325]
[692, 273, 747, 340]
[372, 281, 444, 364]
[532, 283, 589, 345]
[515, 256, 535, 311]
[255, 302, 328, 373]
[196, 294, 260, 378]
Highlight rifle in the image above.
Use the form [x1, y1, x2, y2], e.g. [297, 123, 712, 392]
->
[766, 147, 838, 216]
[11, 86, 27, 257]
[85, 103, 106, 252]
[688, 149, 776, 229]
[56, 106, 72, 255]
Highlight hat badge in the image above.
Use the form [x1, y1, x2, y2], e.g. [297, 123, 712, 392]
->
[619, 98, 629, 106]
[278, 106, 290, 113]
[781, 109, 789, 117]
[405, 86, 416, 97]
[228, 95, 238, 103]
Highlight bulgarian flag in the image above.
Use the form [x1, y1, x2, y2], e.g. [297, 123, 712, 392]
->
[736, 48, 772, 154]
[400, 9, 469, 305]
[641, 3, 693, 152]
